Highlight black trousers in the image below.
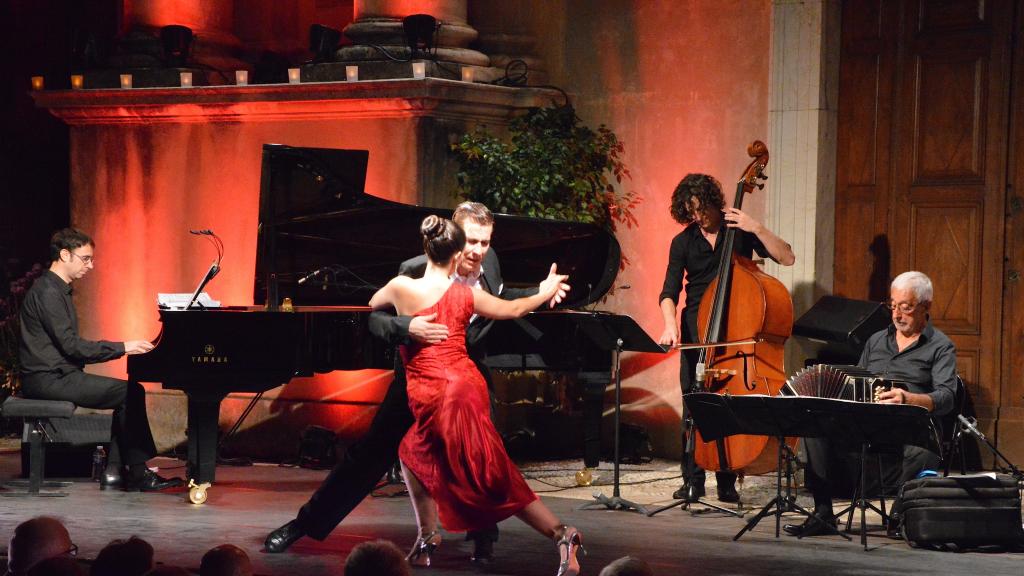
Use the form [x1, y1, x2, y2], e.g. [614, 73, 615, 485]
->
[679, 319, 737, 489]
[295, 366, 499, 542]
[802, 436, 940, 511]
[21, 370, 157, 467]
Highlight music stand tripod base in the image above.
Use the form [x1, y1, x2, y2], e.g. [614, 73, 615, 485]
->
[579, 492, 649, 515]
[731, 440, 848, 541]
[646, 492, 744, 517]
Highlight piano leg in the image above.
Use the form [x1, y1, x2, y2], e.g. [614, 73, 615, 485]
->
[183, 390, 228, 485]
[579, 371, 609, 469]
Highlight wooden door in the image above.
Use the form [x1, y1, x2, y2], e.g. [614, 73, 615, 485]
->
[1000, 0, 1024, 465]
[836, 0, 1017, 464]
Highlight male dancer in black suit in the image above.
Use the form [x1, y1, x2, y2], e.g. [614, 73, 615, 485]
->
[265, 202, 569, 562]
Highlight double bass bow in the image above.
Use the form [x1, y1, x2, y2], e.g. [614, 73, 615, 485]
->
[691, 140, 796, 477]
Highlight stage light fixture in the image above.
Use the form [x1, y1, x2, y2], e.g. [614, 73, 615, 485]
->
[309, 24, 341, 63]
[70, 30, 103, 69]
[403, 14, 438, 59]
[160, 25, 194, 67]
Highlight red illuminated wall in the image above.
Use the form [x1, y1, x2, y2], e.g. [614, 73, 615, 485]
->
[530, 1, 773, 454]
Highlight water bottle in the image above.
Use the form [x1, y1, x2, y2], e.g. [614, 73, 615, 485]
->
[91, 445, 107, 481]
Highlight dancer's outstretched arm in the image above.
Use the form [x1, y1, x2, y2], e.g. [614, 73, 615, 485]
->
[474, 264, 568, 320]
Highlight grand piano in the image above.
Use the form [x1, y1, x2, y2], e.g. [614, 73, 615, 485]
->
[127, 143, 629, 490]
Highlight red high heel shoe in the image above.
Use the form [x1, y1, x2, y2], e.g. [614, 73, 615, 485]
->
[406, 531, 441, 567]
[555, 525, 584, 576]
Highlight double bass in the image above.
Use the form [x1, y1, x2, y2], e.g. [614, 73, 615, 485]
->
[692, 141, 795, 476]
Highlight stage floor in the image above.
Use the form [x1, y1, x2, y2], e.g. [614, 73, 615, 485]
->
[1, 450, 1021, 575]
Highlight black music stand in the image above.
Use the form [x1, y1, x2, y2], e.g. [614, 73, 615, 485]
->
[685, 393, 935, 549]
[577, 314, 665, 515]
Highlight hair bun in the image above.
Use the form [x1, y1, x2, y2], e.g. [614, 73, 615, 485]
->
[420, 215, 446, 240]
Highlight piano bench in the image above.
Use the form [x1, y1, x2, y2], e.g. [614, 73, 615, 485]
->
[1, 396, 77, 497]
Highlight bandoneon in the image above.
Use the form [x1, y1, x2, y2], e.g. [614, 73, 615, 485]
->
[782, 364, 908, 403]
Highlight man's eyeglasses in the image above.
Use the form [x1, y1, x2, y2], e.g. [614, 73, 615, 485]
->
[69, 252, 94, 265]
[66, 543, 78, 557]
[885, 301, 921, 314]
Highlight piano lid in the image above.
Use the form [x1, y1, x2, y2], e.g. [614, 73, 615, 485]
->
[254, 143, 621, 308]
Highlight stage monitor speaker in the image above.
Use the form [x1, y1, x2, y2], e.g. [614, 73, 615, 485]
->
[793, 296, 890, 362]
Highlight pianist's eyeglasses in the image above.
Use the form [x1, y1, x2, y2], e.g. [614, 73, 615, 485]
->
[65, 543, 78, 557]
[885, 301, 921, 314]
[69, 252, 94, 265]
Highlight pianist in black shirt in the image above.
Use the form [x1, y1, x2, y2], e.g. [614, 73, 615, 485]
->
[265, 202, 569, 561]
[783, 271, 957, 538]
[657, 173, 795, 503]
[18, 228, 183, 492]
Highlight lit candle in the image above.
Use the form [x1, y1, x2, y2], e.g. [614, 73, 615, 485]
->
[235, 70, 249, 86]
[120, 74, 133, 89]
[71, 75, 84, 90]
[412, 62, 426, 79]
[461, 67, 475, 83]
[346, 65, 359, 82]
[31, 76, 44, 90]
[288, 68, 301, 84]
[179, 72, 193, 88]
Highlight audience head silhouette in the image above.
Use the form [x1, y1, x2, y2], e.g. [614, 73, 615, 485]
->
[343, 540, 411, 576]
[90, 536, 154, 576]
[599, 555, 655, 576]
[420, 215, 465, 265]
[7, 517, 74, 575]
[199, 544, 252, 576]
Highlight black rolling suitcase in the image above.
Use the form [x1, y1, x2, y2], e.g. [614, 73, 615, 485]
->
[897, 473, 1023, 549]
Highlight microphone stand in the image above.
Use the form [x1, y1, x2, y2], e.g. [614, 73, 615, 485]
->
[186, 229, 223, 310]
[956, 415, 1023, 485]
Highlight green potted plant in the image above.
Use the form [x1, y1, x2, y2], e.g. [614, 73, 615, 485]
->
[450, 103, 639, 241]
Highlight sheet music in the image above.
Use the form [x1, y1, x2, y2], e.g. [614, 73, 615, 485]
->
[158, 292, 221, 309]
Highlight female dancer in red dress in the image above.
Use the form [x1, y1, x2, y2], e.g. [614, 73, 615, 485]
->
[369, 215, 584, 576]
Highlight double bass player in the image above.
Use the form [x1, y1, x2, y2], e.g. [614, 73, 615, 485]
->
[658, 172, 795, 503]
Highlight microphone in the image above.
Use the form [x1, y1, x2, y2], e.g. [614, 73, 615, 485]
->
[958, 414, 986, 441]
[297, 267, 324, 285]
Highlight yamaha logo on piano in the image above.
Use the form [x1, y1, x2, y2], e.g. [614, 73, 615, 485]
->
[193, 344, 229, 364]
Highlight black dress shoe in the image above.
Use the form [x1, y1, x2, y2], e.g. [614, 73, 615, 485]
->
[716, 484, 740, 503]
[783, 514, 837, 537]
[124, 470, 184, 492]
[470, 534, 494, 564]
[265, 520, 306, 554]
[672, 483, 705, 501]
[99, 470, 123, 491]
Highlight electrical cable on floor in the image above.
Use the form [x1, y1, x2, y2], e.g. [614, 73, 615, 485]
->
[523, 473, 683, 492]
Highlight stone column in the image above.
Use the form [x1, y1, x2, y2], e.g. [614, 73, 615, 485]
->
[764, 0, 841, 365]
[469, 0, 546, 84]
[115, 0, 247, 73]
[337, 0, 490, 78]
